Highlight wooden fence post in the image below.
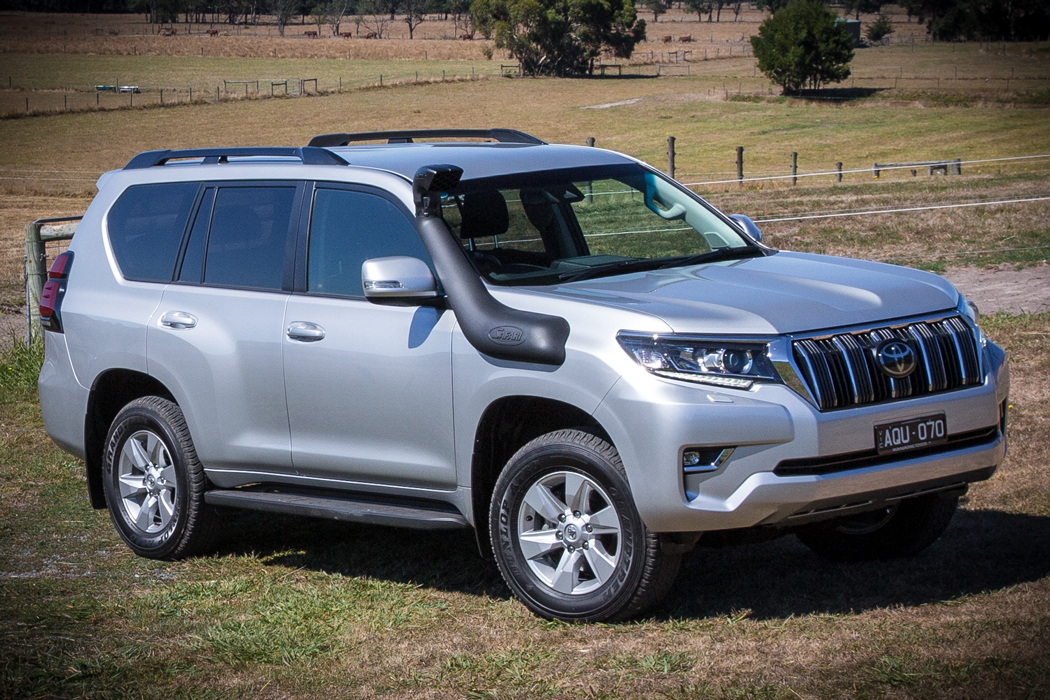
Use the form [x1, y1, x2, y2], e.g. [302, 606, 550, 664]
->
[667, 136, 676, 180]
[736, 146, 744, 181]
[24, 221, 45, 345]
[836, 162, 843, 183]
[791, 152, 798, 186]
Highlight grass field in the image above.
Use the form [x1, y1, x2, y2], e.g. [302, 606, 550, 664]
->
[1, 10, 1049, 698]
[2, 312, 1047, 699]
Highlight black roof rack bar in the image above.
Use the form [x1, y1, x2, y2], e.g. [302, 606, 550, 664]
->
[123, 146, 348, 170]
[307, 129, 546, 148]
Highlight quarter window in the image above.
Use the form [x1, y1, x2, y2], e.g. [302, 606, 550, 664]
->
[108, 182, 198, 282]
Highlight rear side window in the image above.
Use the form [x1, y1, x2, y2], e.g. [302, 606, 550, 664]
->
[203, 186, 298, 291]
[107, 183, 199, 282]
[307, 188, 431, 297]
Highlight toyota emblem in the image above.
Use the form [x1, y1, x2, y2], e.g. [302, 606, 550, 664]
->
[875, 339, 917, 378]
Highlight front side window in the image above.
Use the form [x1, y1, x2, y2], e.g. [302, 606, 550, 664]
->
[307, 188, 432, 297]
[441, 164, 759, 285]
[107, 182, 199, 282]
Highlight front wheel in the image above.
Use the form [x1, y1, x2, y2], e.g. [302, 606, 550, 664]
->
[102, 396, 215, 560]
[796, 493, 959, 562]
[489, 429, 680, 622]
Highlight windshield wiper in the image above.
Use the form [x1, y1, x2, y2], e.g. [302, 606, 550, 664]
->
[657, 246, 764, 269]
[558, 247, 765, 283]
[557, 258, 670, 283]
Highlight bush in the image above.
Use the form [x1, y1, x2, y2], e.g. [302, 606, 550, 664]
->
[750, 0, 855, 95]
[865, 13, 894, 42]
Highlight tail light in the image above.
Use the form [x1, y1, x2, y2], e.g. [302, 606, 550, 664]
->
[40, 251, 73, 332]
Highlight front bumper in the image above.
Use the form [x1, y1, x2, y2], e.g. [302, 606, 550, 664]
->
[593, 339, 1008, 533]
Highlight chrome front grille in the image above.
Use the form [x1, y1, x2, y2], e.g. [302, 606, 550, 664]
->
[792, 316, 981, 411]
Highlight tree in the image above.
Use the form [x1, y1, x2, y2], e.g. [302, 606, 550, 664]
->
[358, 0, 394, 36]
[864, 12, 893, 42]
[644, 0, 665, 21]
[471, 0, 647, 76]
[841, 0, 882, 20]
[754, 0, 791, 12]
[272, 0, 299, 35]
[684, 0, 710, 21]
[322, 0, 353, 35]
[900, 0, 1049, 42]
[750, 0, 854, 94]
[402, 0, 428, 37]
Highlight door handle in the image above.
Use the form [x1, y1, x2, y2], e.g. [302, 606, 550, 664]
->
[160, 311, 197, 329]
[287, 321, 325, 342]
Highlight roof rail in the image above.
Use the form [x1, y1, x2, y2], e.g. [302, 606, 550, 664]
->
[307, 129, 546, 148]
[123, 147, 349, 170]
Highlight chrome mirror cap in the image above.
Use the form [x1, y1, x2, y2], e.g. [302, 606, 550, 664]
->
[362, 256, 438, 301]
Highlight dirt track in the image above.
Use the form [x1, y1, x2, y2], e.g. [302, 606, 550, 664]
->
[944, 263, 1050, 315]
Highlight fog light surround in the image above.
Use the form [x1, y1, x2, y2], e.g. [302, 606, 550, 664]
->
[682, 447, 736, 474]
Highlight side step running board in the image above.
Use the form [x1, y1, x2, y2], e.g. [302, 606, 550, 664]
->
[204, 490, 469, 530]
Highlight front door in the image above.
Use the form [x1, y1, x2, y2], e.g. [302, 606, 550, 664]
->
[283, 184, 457, 489]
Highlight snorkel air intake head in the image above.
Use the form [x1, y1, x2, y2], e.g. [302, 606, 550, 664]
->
[414, 164, 463, 217]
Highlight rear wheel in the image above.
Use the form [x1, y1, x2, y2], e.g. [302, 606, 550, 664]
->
[797, 493, 959, 562]
[490, 429, 680, 622]
[103, 396, 215, 560]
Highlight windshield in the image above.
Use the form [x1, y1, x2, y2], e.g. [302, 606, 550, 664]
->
[440, 163, 759, 285]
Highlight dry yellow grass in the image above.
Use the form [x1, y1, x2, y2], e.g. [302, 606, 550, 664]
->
[0, 6, 935, 58]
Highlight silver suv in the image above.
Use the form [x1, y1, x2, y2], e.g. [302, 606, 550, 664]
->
[38, 129, 1009, 622]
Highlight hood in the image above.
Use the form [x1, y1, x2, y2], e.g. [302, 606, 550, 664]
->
[548, 251, 960, 335]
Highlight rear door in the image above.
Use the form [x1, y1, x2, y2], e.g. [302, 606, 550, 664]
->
[282, 183, 457, 489]
[147, 181, 303, 475]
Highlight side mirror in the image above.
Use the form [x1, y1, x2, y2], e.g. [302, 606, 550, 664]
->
[728, 214, 763, 243]
[362, 256, 439, 303]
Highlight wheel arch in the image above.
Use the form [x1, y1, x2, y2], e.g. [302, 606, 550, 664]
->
[469, 395, 611, 558]
[84, 369, 176, 509]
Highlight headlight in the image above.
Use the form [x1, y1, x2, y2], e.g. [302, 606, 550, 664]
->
[617, 332, 779, 389]
[957, 295, 986, 348]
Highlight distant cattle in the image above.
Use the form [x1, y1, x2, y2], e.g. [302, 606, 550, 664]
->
[365, 32, 378, 39]
[679, 34, 693, 42]
[206, 29, 218, 36]
[160, 27, 177, 36]
[662, 35, 672, 43]
[461, 31, 475, 40]
[304, 30, 318, 38]
[340, 32, 353, 38]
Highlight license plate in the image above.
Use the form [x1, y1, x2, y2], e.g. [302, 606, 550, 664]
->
[875, 414, 947, 455]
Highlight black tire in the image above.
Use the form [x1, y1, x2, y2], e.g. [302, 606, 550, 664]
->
[489, 429, 680, 622]
[796, 493, 959, 562]
[102, 396, 215, 560]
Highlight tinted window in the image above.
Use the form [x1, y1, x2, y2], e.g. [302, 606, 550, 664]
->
[177, 188, 214, 284]
[108, 182, 198, 282]
[308, 189, 431, 297]
[204, 186, 297, 290]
